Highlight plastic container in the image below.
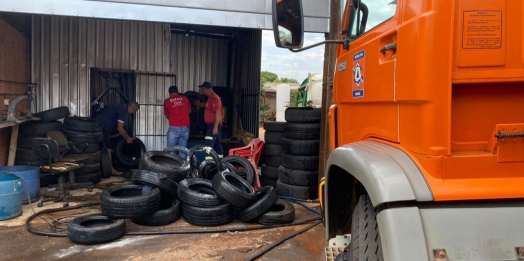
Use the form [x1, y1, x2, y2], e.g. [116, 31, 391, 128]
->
[0, 172, 23, 220]
[0, 166, 40, 204]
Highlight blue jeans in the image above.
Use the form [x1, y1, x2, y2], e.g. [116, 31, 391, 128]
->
[167, 126, 189, 158]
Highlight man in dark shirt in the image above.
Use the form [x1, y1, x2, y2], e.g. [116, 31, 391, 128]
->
[164, 85, 191, 158]
[96, 101, 140, 174]
[198, 81, 224, 159]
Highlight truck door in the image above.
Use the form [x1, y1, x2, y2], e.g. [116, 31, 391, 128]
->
[334, 1, 399, 144]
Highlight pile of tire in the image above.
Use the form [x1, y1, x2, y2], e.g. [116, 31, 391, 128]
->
[260, 121, 286, 188]
[62, 117, 109, 184]
[16, 107, 69, 187]
[278, 107, 321, 200]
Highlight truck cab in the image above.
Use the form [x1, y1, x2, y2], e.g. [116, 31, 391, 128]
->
[273, 0, 524, 260]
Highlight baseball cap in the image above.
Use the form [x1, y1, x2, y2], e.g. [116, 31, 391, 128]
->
[198, 81, 213, 88]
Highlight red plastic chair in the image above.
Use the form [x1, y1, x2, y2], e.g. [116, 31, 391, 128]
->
[229, 138, 265, 190]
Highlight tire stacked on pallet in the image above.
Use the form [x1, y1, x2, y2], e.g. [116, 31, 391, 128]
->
[63, 117, 104, 184]
[260, 121, 286, 188]
[16, 107, 70, 187]
[278, 107, 321, 200]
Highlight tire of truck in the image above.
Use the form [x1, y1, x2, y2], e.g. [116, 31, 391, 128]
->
[284, 123, 321, 140]
[285, 107, 321, 123]
[77, 152, 101, 165]
[177, 178, 224, 207]
[212, 171, 257, 208]
[198, 161, 236, 181]
[221, 155, 256, 187]
[264, 131, 284, 144]
[17, 136, 44, 149]
[260, 176, 278, 188]
[264, 156, 282, 168]
[19, 121, 63, 136]
[281, 154, 319, 171]
[278, 166, 318, 186]
[182, 202, 235, 226]
[74, 163, 100, 175]
[100, 184, 161, 219]
[131, 170, 179, 199]
[63, 117, 102, 133]
[276, 180, 318, 200]
[262, 144, 282, 157]
[132, 199, 182, 226]
[34, 106, 70, 123]
[139, 151, 189, 182]
[15, 148, 40, 161]
[261, 165, 279, 179]
[63, 130, 103, 144]
[114, 138, 146, 170]
[100, 149, 112, 179]
[67, 214, 126, 244]
[237, 186, 279, 222]
[349, 195, 385, 261]
[281, 138, 319, 156]
[75, 172, 102, 184]
[256, 199, 295, 225]
[68, 143, 100, 154]
[263, 121, 286, 132]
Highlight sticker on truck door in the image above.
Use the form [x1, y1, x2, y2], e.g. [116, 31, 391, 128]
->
[352, 50, 365, 98]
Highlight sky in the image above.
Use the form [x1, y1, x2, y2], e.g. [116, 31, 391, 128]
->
[260, 0, 396, 82]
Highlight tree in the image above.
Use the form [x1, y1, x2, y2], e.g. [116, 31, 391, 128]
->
[277, 77, 298, 84]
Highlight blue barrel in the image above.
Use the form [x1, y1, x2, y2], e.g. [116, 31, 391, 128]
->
[0, 166, 40, 204]
[0, 173, 23, 220]
[187, 140, 207, 165]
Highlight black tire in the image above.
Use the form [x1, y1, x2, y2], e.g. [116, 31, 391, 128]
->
[15, 148, 39, 161]
[198, 161, 236, 181]
[263, 121, 286, 132]
[264, 131, 284, 144]
[281, 154, 319, 171]
[182, 202, 235, 226]
[77, 152, 101, 165]
[261, 165, 279, 179]
[100, 149, 112, 179]
[276, 180, 318, 200]
[63, 117, 102, 133]
[221, 155, 256, 186]
[64, 130, 103, 144]
[132, 199, 182, 226]
[75, 172, 102, 184]
[212, 171, 256, 208]
[285, 107, 321, 123]
[17, 136, 44, 149]
[67, 214, 126, 244]
[131, 170, 179, 199]
[16, 159, 41, 167]
[350, 195, 384, 261]
[74, 163, 100, 175]
[263, 156, 282, 168]
[40, 171, 59, 187]
[256, 199, 295, 225]
[260, 176, 278, 188]
[281, 138, 319, 156]
[35, 106, 70, 123]
[19, 121, 63, 136]
[278, 166, 319, 186]
[100, 184, 161, 219]
[114, 138, 146, 169]
[177, 178, 224, 207]
[139, 151, 190, 182]
[284, 123, 321, 140]
[262, 144, 282, 157]
[69, 143, 100, 154]
[237, 186, 279, 222]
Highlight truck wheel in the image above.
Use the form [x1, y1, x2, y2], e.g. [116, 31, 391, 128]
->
[350, 195, 384, 261]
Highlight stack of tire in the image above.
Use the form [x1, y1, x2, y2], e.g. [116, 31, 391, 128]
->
[16, 107, 70, 187]
[62, 117, 110, 184]
[260, 121, 286, 188]
[278, 107, 321, 200]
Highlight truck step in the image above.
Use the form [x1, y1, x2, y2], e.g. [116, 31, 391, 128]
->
[325, 234, 351, 261]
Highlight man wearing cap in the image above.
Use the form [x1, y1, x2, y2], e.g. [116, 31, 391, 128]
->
[198, 81, 224, 158]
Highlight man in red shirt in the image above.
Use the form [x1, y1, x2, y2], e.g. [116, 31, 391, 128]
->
[164, 85, 191, 158]
[198, 81, 224, 159]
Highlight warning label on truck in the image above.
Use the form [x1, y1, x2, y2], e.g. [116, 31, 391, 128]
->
[462, 11, 502, 49]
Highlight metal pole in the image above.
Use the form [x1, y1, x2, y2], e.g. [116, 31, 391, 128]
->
[319, 0, 342, 181]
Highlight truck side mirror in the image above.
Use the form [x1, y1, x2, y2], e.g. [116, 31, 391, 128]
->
[272, 0, 304, 49]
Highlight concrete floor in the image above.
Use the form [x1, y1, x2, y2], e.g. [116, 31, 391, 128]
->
[0, 176, 327, 261]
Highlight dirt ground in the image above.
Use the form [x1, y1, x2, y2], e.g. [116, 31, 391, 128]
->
[0, 176, 326, 261]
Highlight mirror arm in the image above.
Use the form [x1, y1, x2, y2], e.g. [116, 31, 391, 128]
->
[287, 39, 350, 53]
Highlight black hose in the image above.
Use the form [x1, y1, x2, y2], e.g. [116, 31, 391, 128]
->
[245, 220, 323, 261]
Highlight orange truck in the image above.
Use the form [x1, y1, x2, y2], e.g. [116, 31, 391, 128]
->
[273, 0, 524, 260]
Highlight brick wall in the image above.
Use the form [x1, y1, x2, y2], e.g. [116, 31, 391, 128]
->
[0, 17, 30, 165]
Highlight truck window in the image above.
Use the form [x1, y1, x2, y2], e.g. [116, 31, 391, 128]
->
[349, 0, 396, 39]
